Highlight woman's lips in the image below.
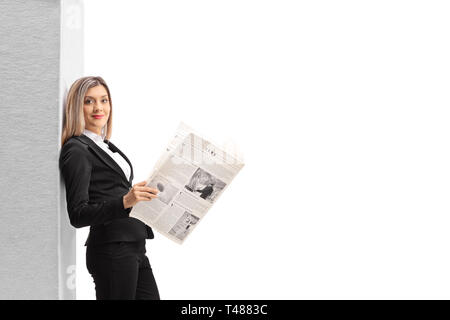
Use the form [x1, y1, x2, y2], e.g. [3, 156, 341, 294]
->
[93, 115, 104, 119]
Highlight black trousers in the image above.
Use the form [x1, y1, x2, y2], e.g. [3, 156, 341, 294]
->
[86, 240, 160, 300]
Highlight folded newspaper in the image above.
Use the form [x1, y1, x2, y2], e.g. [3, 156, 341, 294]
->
[130, 122, 245, 244]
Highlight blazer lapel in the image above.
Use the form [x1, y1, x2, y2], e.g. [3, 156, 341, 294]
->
[76, 134, 132, 186]
[105, 139, 134, 184]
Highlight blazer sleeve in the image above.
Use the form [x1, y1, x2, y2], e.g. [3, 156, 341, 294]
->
[59, 143, 131, 228]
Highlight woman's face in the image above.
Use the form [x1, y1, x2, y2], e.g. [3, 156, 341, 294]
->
[83, 85, 111, 135]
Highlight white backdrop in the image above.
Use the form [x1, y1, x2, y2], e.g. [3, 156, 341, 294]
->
[77, 0, 450, 299]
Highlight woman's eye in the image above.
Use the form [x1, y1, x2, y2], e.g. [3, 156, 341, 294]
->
[84, 99, 108, 104]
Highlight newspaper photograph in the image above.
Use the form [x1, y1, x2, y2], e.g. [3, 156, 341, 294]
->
[130, 122, 245, 244]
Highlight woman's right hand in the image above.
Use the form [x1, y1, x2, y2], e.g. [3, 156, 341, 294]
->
[123, 181, 158, 209]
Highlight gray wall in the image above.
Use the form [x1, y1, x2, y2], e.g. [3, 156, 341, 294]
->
[0, 0, 83, 299]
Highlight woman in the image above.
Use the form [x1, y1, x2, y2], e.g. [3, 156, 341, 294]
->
[59, 76, 160, 300]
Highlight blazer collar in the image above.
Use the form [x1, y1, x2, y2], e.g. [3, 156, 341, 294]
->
[75, 134, 134, 186]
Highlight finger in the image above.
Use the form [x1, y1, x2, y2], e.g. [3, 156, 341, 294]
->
[133, 181, 147, 189]
[147, 187, 159, 194]
[138, 192, 158, 199]
[134, 186, 159, 194]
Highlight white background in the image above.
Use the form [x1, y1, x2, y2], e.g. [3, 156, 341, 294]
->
[78, 0, 450, 299]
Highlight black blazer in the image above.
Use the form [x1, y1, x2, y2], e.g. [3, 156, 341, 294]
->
[59, 134, 154, 246]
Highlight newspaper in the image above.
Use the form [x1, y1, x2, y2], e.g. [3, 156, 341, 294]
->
[130, 122, 245, 244]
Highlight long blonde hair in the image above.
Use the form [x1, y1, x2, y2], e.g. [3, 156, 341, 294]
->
[61, 76, 113, 146]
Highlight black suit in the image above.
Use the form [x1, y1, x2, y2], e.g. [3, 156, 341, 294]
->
[59, 134, 159, 299]
[59, 134, 154, 246]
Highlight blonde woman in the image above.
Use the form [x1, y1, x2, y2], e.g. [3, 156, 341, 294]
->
[59, 76, 160, 300]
